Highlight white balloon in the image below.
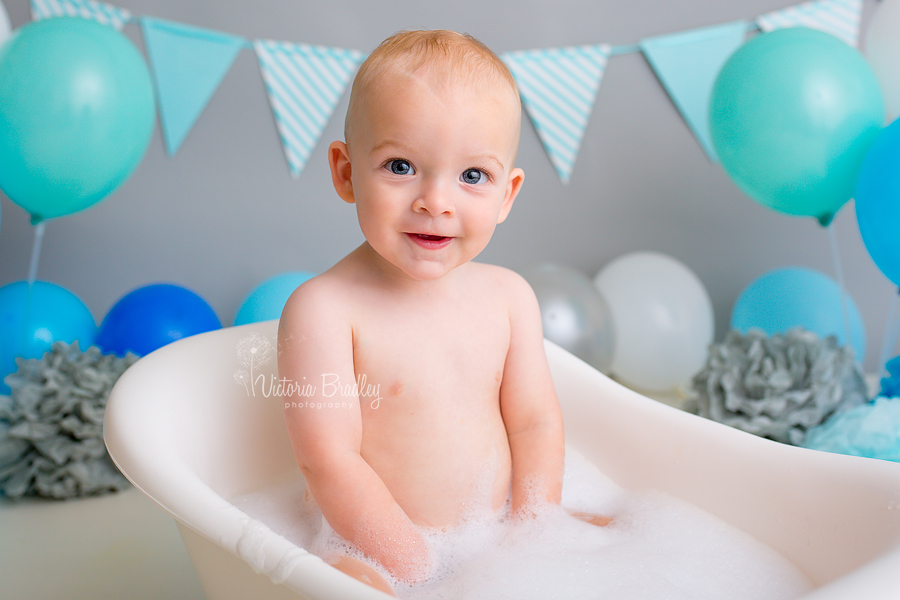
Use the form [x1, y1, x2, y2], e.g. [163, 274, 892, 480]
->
[0, 1, 9, 47]
[521, 263, 615, 374]
[865, 0, 900, 123]
[594, 252, 714, 392]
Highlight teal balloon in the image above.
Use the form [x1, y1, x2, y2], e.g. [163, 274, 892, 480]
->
[731, 267, 866, 363]
[710, 28, 884, 225]
[855, 117, 900, 288]
[234, 271, 316, 326]
[0, 17, 156, 223]
[0, 280, 97, 394]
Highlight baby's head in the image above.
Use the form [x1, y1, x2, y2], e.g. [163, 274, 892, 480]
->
[344, 30, 521, 151]
[330, 30, 525, 282]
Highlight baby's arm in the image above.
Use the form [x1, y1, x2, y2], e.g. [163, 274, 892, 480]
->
[278, 279, 430, 583]
[499, 272, 566, 515]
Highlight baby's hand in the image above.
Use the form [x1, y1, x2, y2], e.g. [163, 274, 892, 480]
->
[330, 555, 396, 596]
[567, 509, 613, 527]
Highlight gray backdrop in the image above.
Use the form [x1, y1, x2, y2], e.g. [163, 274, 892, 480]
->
[0, 0, 894, 374]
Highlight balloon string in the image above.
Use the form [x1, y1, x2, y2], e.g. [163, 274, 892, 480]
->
[879, 290, 900, 379]
[27, 221, 45, 285]
[826, 222, 853, 361]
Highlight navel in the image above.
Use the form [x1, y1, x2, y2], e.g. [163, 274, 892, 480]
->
[390, 380, 404, 396]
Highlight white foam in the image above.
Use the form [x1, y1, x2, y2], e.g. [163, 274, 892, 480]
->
[233, 447, 814, 599]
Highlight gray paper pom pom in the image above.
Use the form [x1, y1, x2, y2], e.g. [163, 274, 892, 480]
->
[692, 328, 867, 445]
[0, 341, 138, 500]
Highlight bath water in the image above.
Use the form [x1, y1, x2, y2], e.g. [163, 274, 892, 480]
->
[233, 447, 813, 599]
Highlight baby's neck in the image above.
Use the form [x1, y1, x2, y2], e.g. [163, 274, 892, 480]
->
[353, 242, 471, 296]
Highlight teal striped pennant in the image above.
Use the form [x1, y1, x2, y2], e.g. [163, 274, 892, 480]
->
[756, 0, 863, 47]
[30, 0, 132, 29]
[502, 45, 611, 184]
[254, 40, 364, 179]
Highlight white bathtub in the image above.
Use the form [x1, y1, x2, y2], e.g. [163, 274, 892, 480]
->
[104, 321, 900, 599]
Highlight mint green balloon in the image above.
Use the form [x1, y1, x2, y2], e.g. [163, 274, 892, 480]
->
[710, 28, 884, 225]
[0, 17, 155, 223]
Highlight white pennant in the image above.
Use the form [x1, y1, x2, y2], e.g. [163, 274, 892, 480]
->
[502, 45, 611, 184]
[756, 0, 863, 47]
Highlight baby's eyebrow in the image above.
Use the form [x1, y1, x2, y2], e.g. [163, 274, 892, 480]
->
[476, 154, 506, 173]
[370, 140, 413, 156]
[370, 140, 507, 172]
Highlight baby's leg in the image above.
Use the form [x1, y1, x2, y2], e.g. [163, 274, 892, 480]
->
[329, 555, 396, 596]
[568, 509, 613, 527]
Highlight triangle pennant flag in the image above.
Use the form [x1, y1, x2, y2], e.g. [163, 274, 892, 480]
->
[140, 18, 246, 156]
[254, 40, 365, 178]
[502, 45, 610, 184]
[756, 0, 863, 47]
[30, 0, 132, 29]
[640, 20, 749, 162]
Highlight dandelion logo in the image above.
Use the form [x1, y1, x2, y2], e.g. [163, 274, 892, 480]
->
[234, 333, 274, 396]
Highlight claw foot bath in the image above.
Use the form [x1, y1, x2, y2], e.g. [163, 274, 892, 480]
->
[104, 321, 900, 599]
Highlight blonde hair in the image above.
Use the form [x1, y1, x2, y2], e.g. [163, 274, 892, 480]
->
[345, 30, 520, 142]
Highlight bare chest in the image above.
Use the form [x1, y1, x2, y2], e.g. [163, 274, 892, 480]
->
[350, 300, 511, 416]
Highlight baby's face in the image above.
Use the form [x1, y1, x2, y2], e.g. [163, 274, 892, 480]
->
[343, 73, 523, 282]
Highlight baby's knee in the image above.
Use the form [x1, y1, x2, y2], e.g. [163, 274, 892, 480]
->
[569, 509, 613, 527]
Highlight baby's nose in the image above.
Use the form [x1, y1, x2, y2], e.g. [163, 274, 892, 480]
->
[413, 179, 454, 215]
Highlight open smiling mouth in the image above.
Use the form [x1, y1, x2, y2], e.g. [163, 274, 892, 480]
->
[407, 233, 452, 247]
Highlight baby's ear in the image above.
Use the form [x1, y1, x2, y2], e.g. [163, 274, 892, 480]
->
[328, 141, 355, 204]
[497, 167, 524, 224]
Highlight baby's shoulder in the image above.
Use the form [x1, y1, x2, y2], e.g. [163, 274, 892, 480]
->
[280, 270, 353, 328]
[467, 263, 538, 307]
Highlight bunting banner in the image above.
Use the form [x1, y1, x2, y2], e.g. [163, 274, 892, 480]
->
[254, 41, 365, 178]
[502, 45, 611, 184]
[30, 0, 131, 30]
[640, 21, 750, 162]
[26, 0, 866, 185]
[141, 18, 246, 156]
[756, 0, 863, 47]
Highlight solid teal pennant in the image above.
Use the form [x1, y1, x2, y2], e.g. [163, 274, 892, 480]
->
[141, 17, 246, 155]
[640, 21, 750, 163]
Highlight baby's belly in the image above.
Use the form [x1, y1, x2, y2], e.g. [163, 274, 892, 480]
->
[360, 416, 512, 528]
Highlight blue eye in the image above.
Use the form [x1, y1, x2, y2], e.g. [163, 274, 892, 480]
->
[386, 159, 414, 176]
[461, 168, 488, 185]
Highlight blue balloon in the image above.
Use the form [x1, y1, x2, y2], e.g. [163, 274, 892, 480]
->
[96, 283, 221, 357]
[0, 280, 96, 394]
[731, 268, 866, 363]
[233, 271, 315, 326]
[856, 117, 900, 288]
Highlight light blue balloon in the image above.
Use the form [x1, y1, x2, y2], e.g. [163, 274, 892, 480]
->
[234, 271, 316, 326]
[731, 268, 866, 363]
[0, 17, 155, 222]
[710, 28, 884, 225]
[0, 280, 97, 394]
[855, 117, 900, 288]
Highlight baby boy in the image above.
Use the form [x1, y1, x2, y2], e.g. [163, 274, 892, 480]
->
[278, 29, 602, 595]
